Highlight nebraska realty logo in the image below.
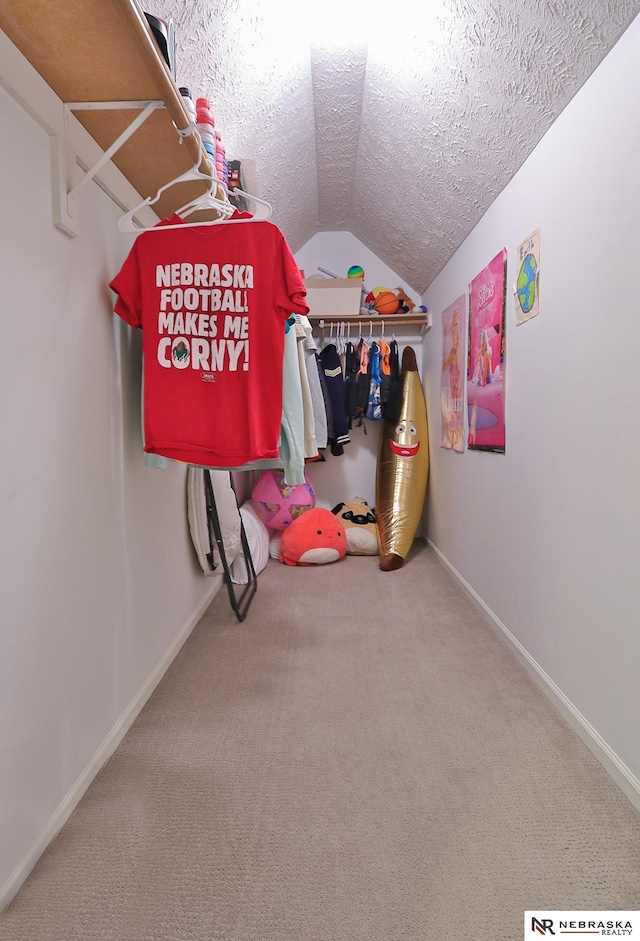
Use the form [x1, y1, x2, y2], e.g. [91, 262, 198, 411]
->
[525, 912, 639, 937]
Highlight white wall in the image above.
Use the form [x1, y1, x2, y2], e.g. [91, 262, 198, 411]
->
[421, 16, 640, 793]
[295, 230, 421, 298]
[295, 231, 425, 507]
[0, 85, 218, 904]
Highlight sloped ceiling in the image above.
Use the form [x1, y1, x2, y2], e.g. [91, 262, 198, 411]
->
[151, 0, 639, 293]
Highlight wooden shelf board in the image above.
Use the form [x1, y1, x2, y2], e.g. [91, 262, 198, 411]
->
[0, 0, 223, 220]
[307, 313, 429, 327]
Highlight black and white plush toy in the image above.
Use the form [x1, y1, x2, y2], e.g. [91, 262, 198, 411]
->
[331, 500, 378, 556]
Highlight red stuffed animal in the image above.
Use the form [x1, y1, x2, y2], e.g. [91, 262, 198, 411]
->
[280, 508, 347, 566]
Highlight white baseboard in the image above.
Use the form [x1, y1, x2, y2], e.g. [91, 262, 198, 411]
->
[427, 538, 640, 813]
[0, 577, 222, 912]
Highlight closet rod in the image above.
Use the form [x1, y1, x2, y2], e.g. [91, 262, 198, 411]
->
[307, 316, 429, 326]
[308, 312, 431, 333]
[309, 318, 430, 329]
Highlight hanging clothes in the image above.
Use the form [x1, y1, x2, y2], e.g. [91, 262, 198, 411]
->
[223, 319, 305, 483]
[294, 316, 319, 460]
[366, 341, 382, 421]
[278, 320, 307, 482]
[144, 320, 306, 484]
[317, 356, 334, 448]
[297, 315, 328, 452]
[381, 339, 403, 423]
[379, 336, 391, 416]
[318, 343, 351, 455]
[109, 216, 308, 467]
[353, 338, 371, 424]
[343, 339, 359, 426]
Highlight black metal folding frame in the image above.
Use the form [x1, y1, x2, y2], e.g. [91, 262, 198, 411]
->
[202, 469, 257, 622]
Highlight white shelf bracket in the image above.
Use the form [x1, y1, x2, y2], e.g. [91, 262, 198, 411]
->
[50, 135, 80, 237]
[52, 100, 165, 237]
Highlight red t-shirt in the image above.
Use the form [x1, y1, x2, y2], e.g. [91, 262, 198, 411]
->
[110, 217, 308, 467]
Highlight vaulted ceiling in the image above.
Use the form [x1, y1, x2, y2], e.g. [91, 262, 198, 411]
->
[152, 0, 639, 293]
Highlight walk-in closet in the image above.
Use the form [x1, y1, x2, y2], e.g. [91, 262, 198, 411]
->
[1, 1, 639, 937]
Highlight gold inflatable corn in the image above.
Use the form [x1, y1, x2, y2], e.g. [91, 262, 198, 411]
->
[376, 346, 429, 571]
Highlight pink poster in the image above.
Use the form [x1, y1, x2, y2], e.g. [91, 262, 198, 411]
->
[440, 294, 466, 452]
[467, 249, 507, 452]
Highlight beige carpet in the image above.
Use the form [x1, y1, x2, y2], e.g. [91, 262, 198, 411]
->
[2, 542, 639, 940]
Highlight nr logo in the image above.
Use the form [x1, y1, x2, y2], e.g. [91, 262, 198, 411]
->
[532, 918, 555, 935]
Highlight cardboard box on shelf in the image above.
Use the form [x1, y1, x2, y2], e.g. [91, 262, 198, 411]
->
[304, 278, 362, 318]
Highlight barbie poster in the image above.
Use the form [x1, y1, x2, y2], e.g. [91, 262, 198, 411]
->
[467, 249, 507, 453]
[440, 294, 466, 451]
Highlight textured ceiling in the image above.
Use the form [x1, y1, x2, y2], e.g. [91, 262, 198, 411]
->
[151, 0, 639, 293]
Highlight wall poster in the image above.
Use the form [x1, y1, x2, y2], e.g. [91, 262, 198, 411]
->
[467, 248, 507, 453]
[514, 227, 540, 325]
[440, 294, 466, 452]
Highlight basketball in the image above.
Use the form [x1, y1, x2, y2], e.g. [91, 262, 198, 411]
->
[374, 291, 400, 315]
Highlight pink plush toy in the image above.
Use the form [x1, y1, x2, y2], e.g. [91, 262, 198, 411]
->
[280, 508, 347, 566]
[251, 469, 315, 531]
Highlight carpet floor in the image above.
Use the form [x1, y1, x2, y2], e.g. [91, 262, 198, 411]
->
[2, 542, 639, 940]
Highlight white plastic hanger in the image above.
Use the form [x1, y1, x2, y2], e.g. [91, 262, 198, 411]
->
[118, 160, 272, 233]
[176, 177, 235, 221]
[219, 183, 272, 222]
[118, 161, 226, 232]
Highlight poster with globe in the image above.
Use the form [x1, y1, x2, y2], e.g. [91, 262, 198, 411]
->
[440, 294, 466, 452]
[467, 249, 507, 453]
[514, 228, 540, 325]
